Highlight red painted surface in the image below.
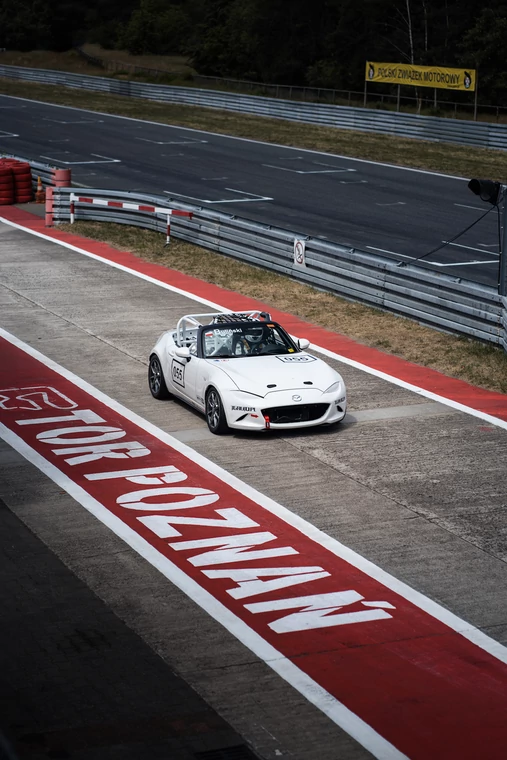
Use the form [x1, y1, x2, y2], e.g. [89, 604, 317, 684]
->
[1, 205, 506, 426]
[1, 336, 507, 759]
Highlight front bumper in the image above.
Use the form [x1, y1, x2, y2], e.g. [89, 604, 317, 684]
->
[224, 388, 347, 431]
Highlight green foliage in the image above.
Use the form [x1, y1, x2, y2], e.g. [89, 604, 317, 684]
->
[4, 0, 507, 106]
[459, 7, 507, 104]
[118, 0, 191, 55]
[0, 0, 52, 50]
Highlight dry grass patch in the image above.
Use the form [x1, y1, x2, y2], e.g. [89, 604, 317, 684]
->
[0, 49, 105, 75]
[60, 221, 507, 395]
[80, 44, 195, 76]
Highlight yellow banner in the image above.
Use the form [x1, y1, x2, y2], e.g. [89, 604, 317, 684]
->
[365, 62, 476, 92]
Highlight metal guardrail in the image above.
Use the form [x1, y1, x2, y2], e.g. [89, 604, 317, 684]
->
[1, 64, 507, 150]
[46, 186, 506, 350]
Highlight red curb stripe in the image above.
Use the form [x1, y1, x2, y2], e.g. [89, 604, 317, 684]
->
[2, 334, 507, 760]
[1, 206, 506, 423]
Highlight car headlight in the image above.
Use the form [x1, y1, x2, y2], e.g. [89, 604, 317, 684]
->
[324, 381, 342, 394]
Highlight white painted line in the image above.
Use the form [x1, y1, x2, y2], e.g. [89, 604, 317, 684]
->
[313, 161, 356, 171]
[163, 190, 219, 204]
[42, 118, 104, 124]
[454, 203, 487, 211]
[222, 188, 273, 202]
[366, 246, 417, 260]
[262, 163, 353, 174]
[39, 153, 121, 165]
[432, 259, 499, 267]
[136, 137, 207, 145]
[0, 131, 19, 138]
[163, 189, 273, 204]
[1, 94, 471, 181]
[375, 202, 406, 207]
[367, 245, 497, 268]
[443, 241, 499, 256]
[1, 214, 505, 434]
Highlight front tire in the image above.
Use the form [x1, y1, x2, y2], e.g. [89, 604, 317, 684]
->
[148, 354, 170, 399]
[205, 387, 229, 434]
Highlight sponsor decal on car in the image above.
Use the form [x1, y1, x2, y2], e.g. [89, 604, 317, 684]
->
[232, 405, 256, 412]
[215, 328, 242, 336]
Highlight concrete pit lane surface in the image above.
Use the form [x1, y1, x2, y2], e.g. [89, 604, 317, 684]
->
[0, 210, 507, 760]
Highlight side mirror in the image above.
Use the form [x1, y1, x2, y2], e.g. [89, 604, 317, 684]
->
[298, 338, 310, 350]
[175, 346, 191, 359]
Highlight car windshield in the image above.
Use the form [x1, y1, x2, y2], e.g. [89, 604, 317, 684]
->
[202, 322, 297, 358]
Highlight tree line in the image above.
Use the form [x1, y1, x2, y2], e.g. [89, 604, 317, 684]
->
[1, 0, 507, 104]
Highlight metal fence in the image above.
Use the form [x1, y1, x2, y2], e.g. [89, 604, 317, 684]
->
[2, 64, 507, 151]
[47, 186, 506, 350]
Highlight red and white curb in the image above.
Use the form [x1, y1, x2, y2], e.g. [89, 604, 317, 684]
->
[1, 329, 507, 760]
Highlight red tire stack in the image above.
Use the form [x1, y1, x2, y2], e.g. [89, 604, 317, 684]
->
[0, 158, 34, 205]
[0, 159, 15, 206]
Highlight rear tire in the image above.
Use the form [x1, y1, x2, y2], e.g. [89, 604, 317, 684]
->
[148, 354, 170, 399]
[205, 387, 229, 434]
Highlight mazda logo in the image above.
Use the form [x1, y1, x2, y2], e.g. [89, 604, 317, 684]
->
[292, 394, 302, 402]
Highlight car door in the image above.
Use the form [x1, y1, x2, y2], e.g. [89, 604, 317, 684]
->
[166, 342, 202, 408]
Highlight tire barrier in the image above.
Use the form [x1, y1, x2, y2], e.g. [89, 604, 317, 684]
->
[0, 160, 15, 206]
[0, 158, 33, 204]
[0, 154, 71, 192]
[52, 168, 71, 187]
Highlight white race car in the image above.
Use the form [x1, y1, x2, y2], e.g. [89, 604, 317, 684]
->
[148, 311, 347, 434]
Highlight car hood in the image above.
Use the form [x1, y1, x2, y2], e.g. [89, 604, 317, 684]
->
[207, 354, 341, 395]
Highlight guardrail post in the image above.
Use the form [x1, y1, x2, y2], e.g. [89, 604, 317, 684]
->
[70, 194, 76, 224]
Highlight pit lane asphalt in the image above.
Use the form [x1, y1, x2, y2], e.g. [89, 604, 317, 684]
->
[0, 218, 506, 760]
[0, 94, 501, 287]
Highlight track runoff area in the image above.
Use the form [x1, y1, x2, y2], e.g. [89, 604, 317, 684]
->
[1, 208, 507, 760]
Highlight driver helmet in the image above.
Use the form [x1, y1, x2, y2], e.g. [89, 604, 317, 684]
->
[245, 325, 265, 344]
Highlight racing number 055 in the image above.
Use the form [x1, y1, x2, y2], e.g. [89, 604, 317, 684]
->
[171, 359, 185, 388]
